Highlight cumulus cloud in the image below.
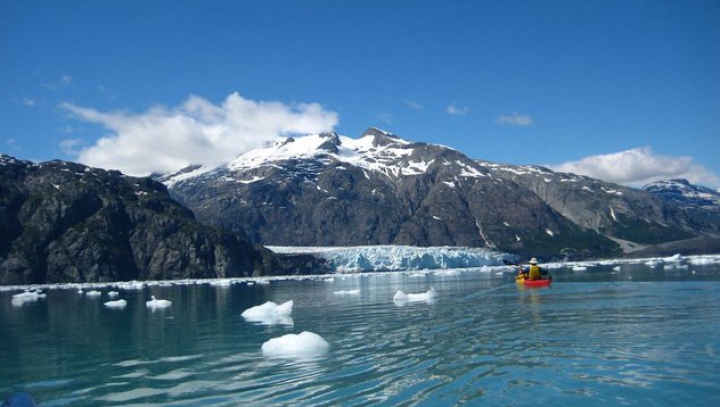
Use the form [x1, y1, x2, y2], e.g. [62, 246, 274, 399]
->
[496, 113, 533, 126]
[60, 92, 339, 175]
[446, 103, 469, 116]
[59, 138, 84, 155]
[550, 147, 720, 188]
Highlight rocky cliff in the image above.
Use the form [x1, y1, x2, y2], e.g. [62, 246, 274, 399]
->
[0, 155, 269, 285]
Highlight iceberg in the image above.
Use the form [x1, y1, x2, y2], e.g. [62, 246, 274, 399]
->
[393, 288, 437, 305]
[261, 331, 329, 358]
[267, 245, 509, 273]
[11, 290, 46, 307]
[146, 295, 172, 309]
[104, 299, 128, 309]
[241, 300, 294, 325]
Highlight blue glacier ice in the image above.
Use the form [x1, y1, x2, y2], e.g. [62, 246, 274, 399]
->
[267, 245, 510, 273]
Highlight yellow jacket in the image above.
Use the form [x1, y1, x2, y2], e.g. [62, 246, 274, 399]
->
[528, 265, 542, 280]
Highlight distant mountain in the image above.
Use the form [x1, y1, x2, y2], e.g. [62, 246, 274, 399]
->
[162, 128, 623, 260]
[643, 179, 720, 235]
[0, 155, 313, 285]
[475, 162, 706, 251]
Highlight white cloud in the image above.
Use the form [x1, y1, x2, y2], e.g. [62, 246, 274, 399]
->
[403, 99, 422, 110]
[59, 138, 84, 155]
[550, 147, 720, 188]
[446, 103, 469, 116]
[496, 112, 533, 126]
[61, 92, 339, 176]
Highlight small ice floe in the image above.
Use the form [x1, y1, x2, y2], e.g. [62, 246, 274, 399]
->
[572, 265, 588, 271]
[261, 331, 329, 359]
[645, 259, 662, 268]
[119, 281, 146, 290]
[613, 266, 621, 271]
[86, 290, 102, 297]
[663, 253, 684, 263]
[241, 300, 293, 325]
[11, 291, 47, 307]
[689, 256, 720, 266]
[146, 295, 172, 309]
[108, 291, 120, 298]
[104, 299, 127, 309]
[333, 289, 360, 296]
[210, 279, 232, 287]
[393, 288, 437, 305]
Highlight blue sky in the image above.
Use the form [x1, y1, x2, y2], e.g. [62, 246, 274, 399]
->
[2, 0, 719, 188]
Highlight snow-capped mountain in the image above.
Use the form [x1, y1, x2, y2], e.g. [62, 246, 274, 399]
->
[161, 127, 718, 259]
[643, 179, 720, 208]
[643, 179, 720, 235]
[162, 128, 622, 259]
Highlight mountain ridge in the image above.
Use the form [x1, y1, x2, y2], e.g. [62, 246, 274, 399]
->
[163, 128, 718, 260]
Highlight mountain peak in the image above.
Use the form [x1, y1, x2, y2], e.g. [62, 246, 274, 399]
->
[361, 127, 405, 147]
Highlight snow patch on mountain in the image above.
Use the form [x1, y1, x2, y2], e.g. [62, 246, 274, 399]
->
[161, 129, 489, 186]
[644, 179, 720, 208]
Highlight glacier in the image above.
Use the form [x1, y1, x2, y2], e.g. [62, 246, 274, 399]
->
[267, 245, 511, 273]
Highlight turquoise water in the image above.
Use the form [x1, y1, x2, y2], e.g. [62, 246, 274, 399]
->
[2, 263, 720, 406]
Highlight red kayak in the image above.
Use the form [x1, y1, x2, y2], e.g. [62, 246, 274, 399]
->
[515, 275, 552, 287]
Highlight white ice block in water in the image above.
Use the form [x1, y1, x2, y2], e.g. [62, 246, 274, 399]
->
[262, 331, 329, 358]
[11, 291, 46, 307]
[146, 295, 172, 309]
[393, 288, 437, 304]
[241, 300, 293, 325]
[104, 299, 127, 309]
[333, 289, 361, 296]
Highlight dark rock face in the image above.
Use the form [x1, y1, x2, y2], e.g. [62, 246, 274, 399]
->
[0, 155, 264, 285]
[164, 129, 622, 260]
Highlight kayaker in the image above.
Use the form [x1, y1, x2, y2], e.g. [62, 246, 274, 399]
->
[518, 257, 545, 280]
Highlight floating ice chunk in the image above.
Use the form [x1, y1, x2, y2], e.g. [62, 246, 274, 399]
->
[11, 291, 46, 307]
[86, 290, 102, 297]
[393, 288, 437, 305]
[333, 289, 360, 296]
[261, 331, 329, 358]
[663, 254, 684, 263]
[572, 266, 588, 271]
[241, 300, 294, 325]
[119, 281, 145, 290]
[104, 299, 127, 309]
[146, 295, 172, 309]
[645, 260, 662, 268]
[108, 291, 120, 298]
[689, 257, 719, 265]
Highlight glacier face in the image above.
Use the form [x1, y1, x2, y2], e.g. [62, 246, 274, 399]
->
[267, 245, 511, 273]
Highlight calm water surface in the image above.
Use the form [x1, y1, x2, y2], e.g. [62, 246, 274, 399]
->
[2, 263, 720, 406]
